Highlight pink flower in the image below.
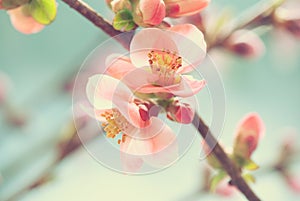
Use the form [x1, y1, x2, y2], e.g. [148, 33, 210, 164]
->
[233, 113, 265, 159]
[226, 30, 265, 59]
[8, 6, 44, 34]
[106, 24, 206, 98]
[286, 175, 300, 193]
[165, 0, 210, 18]
[0, 0, 3, 9]
[139, 0, 166, 25]
[216, 179, 236, 197]
[85, 74, 178, 172]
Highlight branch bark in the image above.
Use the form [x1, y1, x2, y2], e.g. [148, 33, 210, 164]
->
[61, 0, 132, 50]
[192, 113, 261, 201]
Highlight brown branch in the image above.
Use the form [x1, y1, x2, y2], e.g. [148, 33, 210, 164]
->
[192, 113, 261, 201]
[61, 0, 133, 50]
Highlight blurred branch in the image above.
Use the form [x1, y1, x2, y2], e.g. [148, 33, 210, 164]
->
[192, 113, 261, 201]
[61, 0, 133, 50]
[207, 0, 286, 50]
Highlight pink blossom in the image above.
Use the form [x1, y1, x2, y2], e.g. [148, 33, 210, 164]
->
[106, 24, 206, 98]
[165, 0, 210, 18]
[85, 74, 178, 172]
[233, 113, 265, 159]
[139, 0, 166, 25]
[226, 29, 265, 59]
[286, 176, 300, 193]
[0, 0, 3, 9]
[8, 6, 44, 34]
[216, 179, 236, 197]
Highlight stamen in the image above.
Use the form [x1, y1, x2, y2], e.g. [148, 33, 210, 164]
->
[100, 109, 131, 144]
[148, 49, 182, 85]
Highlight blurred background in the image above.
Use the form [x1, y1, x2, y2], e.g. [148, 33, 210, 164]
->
[0, 0, 300, 200]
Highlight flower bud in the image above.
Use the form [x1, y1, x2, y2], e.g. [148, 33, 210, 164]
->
[233, 113, 265, 159]
[275, 1, 300, 38]
[1, 0, 29, 10]
[226, 29, 265, 59]
[110, 0, 132, 13]
[133, 0, 166, 26]
[8, 5, 44, 34]
[166, 100, 194, 124]
[165, 0, 210, 18]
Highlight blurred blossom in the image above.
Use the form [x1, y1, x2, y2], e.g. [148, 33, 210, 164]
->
[8, 6, 44, 34]
[226, 29, 265, 59]
[275, 5, 300, 38]
[215, 178, 236, 197]
[165, 0, 210, 18]
[286, 176, 300, 193]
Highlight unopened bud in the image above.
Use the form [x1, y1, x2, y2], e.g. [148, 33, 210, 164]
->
[226, 29, 265, 59]
[133, 0, 166, 26]
[166, 100, 194, 124]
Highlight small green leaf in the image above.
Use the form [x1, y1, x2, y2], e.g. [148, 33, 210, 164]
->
[113, 9, 136, 31]
[29, 0, 57, 25]
[243, 159, 259, 171]
[210, 171, 227, 192]
[243, 173, 256, 184]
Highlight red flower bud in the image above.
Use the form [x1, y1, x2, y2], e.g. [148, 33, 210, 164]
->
[226, 30, 265, 59]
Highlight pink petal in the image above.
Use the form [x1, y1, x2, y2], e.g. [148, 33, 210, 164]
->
[120, 151, 144, 173]
[105, 54, 136, 80]
[168, 76, 206, 97]
[121, 67, 159, 92]
[168, 24, 207, 73]
[8, 6, 44, 34]
[165, 0, 210, 18]
[75, 101, 108, 122]
[139, 0, 166, 25]
[216, 179, 236, 197]
[130, 28, 178, 67]
[143, 118, 178, 167]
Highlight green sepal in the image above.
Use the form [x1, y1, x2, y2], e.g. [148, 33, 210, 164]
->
[29, 0, 57, 25]
[113, 9, 137, 31]
[243, 173, 256, 184]
[243, 158, 259, 170]
[210, 171, 227, 192]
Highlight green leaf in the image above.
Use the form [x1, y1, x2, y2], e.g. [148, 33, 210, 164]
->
[243, 173, 256, 184]
[243, 159, 259, 171]
[210, 171, 227, 192]
[113, 9, 136, 31]
[29, 0, 57, 25]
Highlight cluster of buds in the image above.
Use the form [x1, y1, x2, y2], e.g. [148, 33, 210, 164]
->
[106, 0, 210, 31]
[0, 0, 57, 34]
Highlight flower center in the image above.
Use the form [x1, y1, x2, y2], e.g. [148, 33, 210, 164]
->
[101, 109, 131, 144]
[148, 49, 182, 86]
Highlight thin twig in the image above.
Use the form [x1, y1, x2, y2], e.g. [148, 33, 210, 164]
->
[61, 0, 133, 50]
[207, 0, 286, 50]
[192, 113, 261, 201]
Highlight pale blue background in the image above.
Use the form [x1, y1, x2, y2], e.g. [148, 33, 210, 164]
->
[0, 0, 300, 201]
